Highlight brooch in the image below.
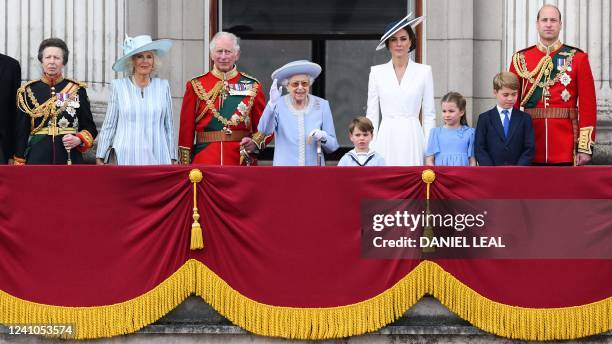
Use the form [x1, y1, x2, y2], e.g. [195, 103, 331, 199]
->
[57, 117, 69, 128]
[561, 89, 571, 102]
[559, 73, 572, 87]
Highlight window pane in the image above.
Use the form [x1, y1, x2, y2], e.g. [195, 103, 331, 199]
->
[325, 40, 389, 146]
[238, 40, 312, 94]
[222, 0, 408, 36]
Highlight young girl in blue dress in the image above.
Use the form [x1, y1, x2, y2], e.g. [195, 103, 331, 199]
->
[425, 92, 476, 166]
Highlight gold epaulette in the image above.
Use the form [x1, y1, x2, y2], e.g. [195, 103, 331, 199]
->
[190, 72, 210, 82]
[563, 44, 584, 54]
[64, 78, 87, 88]
[516, 45, 536, 54]
[16, 80, 42, 117]
[240, 72, 260, 84]
[16, 80, 38, 96]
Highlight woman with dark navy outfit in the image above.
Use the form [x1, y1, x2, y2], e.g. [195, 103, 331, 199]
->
[13, 38, 97, 165]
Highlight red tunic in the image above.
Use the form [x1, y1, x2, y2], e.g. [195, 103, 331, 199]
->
[178, 67, 266, 165]
[509, 43, 596, 164]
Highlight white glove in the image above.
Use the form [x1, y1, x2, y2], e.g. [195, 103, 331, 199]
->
[269, 79, 282, 106]
[309, 129, 328, 142]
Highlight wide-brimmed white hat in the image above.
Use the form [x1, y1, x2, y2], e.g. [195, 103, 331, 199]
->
[112, 34, 173, 73]
[271, 60, 322, 83]
[375, 13, 425, 51]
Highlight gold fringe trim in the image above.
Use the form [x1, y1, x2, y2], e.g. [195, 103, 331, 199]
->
[0, 260, 610, 340]
[423, 261, 612, 341]
[194, 260, 611, 341]
[0, 260, 197, 339]
[194, 261, 428, 340]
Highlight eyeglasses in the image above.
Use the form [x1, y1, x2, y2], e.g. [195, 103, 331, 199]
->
[289, 80, 310, 88]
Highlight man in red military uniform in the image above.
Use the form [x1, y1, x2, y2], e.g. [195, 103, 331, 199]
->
[178, 31, 268, 165]
[509, 4, 596, 165]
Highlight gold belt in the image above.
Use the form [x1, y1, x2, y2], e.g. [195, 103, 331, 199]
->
[196, 130, 250, 143]
[33, 128, 77, 136]
[525, 108, 578, 120]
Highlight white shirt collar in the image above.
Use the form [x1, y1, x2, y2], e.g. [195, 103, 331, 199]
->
[496, 105, 513, 119]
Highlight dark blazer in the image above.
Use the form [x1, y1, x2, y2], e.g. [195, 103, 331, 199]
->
[0, 54, 21, 163]
[475, 107, 534, 166]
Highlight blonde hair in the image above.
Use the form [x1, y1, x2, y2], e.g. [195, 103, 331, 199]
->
[493, 72, 519, 91]
[126, 52, 161, 76]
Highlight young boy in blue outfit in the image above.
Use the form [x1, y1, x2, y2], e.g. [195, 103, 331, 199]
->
[475, 72, 535, 166]
[338, 117, 386, 166]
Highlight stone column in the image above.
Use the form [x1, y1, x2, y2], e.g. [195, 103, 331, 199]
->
[426, 0, 475, 126]
[0, 0, 125, 100]
[473, 0, 504, 120]
[156, 0, 208, 138]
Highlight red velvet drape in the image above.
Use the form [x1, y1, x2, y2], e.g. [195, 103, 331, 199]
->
[0, 166, 610, 309]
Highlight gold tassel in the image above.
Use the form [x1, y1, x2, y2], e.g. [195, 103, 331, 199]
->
[421, 169, 436, 253]
[191, 213, 204, 250]
[189, 169, 204, 250]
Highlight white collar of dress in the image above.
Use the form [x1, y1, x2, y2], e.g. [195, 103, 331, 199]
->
[285, 94, 315, 114]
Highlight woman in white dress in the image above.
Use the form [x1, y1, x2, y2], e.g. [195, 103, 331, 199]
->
[366, 14, 436, 166]
[96, 35, 177, 165]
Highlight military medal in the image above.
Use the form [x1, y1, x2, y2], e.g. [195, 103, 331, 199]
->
[57, 117, 69, 128]
[556, 58, 565, 70]
[219, 81, 229, 108]
[229, 83, 254, 96]
[56, 93, 66, 107]
[560, 73, 572, 87]
[561, 89, 571, 102]
[237, 102, 248, 117]
[71, 94, 80, 108]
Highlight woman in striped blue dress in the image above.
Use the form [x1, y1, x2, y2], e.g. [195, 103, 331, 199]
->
[96, 35, 177, 165]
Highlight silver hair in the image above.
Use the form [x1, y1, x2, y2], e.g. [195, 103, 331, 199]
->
[126, 51, 161, 76]
[209, 31, 241, 54]
[280, 76, 315, 87]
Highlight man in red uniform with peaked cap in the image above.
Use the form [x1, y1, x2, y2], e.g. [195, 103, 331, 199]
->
[178, 31, 268, 165]
[509, 4, 596, 165]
